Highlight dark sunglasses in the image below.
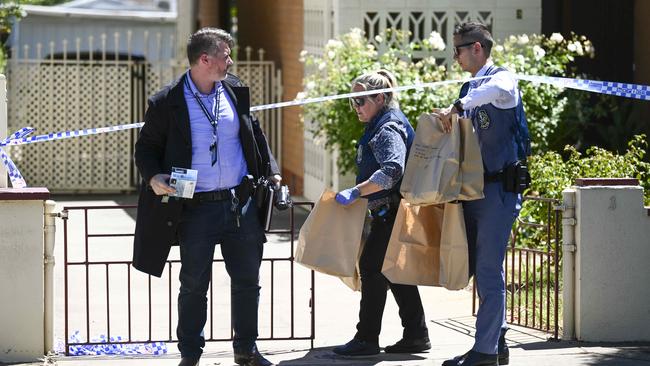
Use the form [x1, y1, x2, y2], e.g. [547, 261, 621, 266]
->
[453, 41, 480, 56]
[349, 96, 368, 108]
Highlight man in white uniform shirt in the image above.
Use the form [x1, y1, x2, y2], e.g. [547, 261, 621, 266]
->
[436, 22, 531, 366]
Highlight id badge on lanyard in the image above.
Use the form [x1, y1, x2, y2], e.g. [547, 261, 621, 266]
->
[186, 77, 220, 166]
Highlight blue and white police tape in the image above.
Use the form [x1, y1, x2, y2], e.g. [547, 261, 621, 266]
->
[516, 74, 650, 101]
[0, 147, 27, 188]
[0, 127, 33, 188]
[0, 76, 494, 149]
[66, 331, 167, 356]
[248, 75, 495, 112]
[0, 123, 145, 188]
[2, 73, 649, 188]
[0, 122, 144, 148]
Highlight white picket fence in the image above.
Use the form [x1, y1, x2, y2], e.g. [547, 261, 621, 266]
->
[6, 30, 281, 192]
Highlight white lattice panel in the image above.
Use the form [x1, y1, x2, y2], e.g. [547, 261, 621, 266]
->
[6, 30, 282, 193]
[231, 49, 283, 167]
[7, 62, 134, 192]
[302, 121, 328, 202]
[362, 8, 495, 65]
[145, 62, 180, 99]
[77, 64, 97, 189]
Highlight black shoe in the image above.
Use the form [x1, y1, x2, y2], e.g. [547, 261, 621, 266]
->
[384, 336, 431, 353]
[234, 345, 273, 366]
[498, 328, 509, 365]
[332, 338, 380, 356]
[442, 350, 498, 366]
[178, 357, 200, 366]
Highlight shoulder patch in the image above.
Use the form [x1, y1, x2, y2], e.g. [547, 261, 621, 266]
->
[478, 110, 491, 129]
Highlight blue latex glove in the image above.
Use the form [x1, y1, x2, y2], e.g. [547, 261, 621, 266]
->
[335, 187, 361, 206]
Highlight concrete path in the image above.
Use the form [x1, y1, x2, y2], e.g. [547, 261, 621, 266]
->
[1, 194, 649, 366]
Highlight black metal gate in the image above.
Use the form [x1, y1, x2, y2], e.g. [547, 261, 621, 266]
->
[61, 201, 315, 355]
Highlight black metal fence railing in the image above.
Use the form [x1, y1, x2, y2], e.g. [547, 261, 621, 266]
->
[62, 201, 315, 355]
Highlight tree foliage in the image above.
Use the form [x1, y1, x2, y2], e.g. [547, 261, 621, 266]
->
[1, 1, 69, 71]
[0, 2, 25, 71]
[520, 134, 649, 249]
[301, 29, 595, 173]
[300, 28, 458, 174]
[489, 33, 594, 153]
[301, 29, 650, 250]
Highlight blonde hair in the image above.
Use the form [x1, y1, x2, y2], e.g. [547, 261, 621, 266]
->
[351, 69, 399, 109]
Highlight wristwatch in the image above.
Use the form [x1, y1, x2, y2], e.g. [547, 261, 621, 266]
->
[453, 98, 464, 114]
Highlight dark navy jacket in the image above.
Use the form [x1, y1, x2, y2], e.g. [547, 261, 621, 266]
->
[355, 107, 415, 202]
[461, 66, 530, 175]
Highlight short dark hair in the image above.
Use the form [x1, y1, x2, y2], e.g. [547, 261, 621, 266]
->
[186, 28, 235, 65]
[453, 22, 494, 57]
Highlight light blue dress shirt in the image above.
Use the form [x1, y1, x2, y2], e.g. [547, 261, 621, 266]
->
[184, 71, 249, 192]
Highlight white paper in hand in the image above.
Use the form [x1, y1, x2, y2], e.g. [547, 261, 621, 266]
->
[169, 167, 198, 199]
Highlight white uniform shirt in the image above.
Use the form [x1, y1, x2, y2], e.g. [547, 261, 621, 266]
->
[460, 61, 519, 111]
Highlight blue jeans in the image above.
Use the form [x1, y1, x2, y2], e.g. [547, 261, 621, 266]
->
[176, 197, 265, 358]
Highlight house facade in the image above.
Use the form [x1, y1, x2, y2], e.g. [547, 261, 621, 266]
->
[8, 1, 177, 61]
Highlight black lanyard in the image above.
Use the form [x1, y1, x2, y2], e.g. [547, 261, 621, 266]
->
[186, 76, 220, 128]
[185, 76, 221, 165]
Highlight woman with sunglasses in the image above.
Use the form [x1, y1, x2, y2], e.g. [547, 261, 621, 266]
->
[332, 69, 430, 356]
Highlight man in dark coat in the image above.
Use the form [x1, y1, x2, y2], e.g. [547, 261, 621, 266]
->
[133, 27, 280, 366]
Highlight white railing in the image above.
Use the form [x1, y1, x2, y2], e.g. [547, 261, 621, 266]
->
[303, 0, 335, 57]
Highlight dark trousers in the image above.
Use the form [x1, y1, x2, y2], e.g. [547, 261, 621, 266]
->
[354, 210, 428, 343]
[176, 198, 265, 359]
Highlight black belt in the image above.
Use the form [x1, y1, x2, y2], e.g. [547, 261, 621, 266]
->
[193, 189, 233, 202]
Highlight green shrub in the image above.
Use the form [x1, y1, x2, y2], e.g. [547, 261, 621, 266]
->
[528, 133, 649, 204]
[300, 29, 649, 251]
[520, 134, 650, 249]
[2, 2, 67, 72]
[300, 28, 457, 174]
[490, 33, 594, 153]
[301, 30, 594, 173]
[1, 2, 26, 73]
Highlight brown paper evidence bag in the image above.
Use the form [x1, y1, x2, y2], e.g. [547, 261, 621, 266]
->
[380, 113, 485, 290]
[400, 113, 484, 204]
[380, 200, 469, 290]
[296, 113, 484, 291]
[295, 189, 367, 290]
